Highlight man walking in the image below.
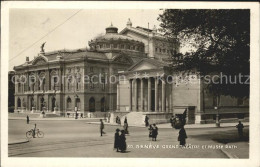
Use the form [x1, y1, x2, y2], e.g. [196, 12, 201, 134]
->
[236, 121, 244, 139]
[26, 115, 30, 124]
[100, 119, 105, 136]
[145, 115, 149, 127]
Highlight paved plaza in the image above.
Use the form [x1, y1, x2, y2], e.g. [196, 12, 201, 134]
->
[8, 119, 249, 158]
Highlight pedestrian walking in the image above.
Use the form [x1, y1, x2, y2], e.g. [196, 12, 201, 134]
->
[145, 115, 149, 127]
[236, 121, 244, 139]
[148, 125, 153, 140]
[107, 112, 111, 123]
[80, 113, 83, 118]
[178, 125, 187, 146]
[100, 119, 105, 136]
[152, 124, 158, 141]
[124, 122, 129, 135]
[26, 115, 30, 124]
[116, 116, 121, 125]
[119, 130, 126, 153]
[114, 128, 120, 152]
[170, 116, 175, 128]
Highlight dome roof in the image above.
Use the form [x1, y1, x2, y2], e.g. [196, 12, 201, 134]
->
[90, 24, 142, 43]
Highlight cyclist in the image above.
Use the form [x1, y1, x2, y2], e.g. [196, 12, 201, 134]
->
[32, 124, 37, 138]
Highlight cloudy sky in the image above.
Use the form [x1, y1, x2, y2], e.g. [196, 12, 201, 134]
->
[9, 9, 164, 71]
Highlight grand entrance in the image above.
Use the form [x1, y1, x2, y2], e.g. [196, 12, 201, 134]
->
[151, 90, 155, 111]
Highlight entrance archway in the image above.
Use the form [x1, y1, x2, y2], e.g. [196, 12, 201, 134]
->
[67, 97, 72, 110]
[101, 97, 105, 112]
[76, 98, 81, 110]
[17, 98, 21, 108]
[30, 97, 34, 110]
[52, 97, 56, 112]
[89, 97, 95, 112]
[40, 97, 44, 111]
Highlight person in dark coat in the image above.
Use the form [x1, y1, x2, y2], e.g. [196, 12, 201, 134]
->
[100, 119, 105, 136]
[152, 124, 158, 141]
[119, 130, 126, 152]
[124, 117, 129, 134]
[236, 121, 244, 139]
[114, 128, 120, 152]
[145, 115, 149, 127]
[170, 116, 175, 128]
[178, 125, 187, 146]
[148, 125, 153, 140]
[26, 115, 29, 124]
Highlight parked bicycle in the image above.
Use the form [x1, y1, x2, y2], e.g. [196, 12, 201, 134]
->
[26, 128, 44, 138]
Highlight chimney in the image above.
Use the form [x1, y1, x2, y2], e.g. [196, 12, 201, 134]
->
[26, 57, 29, 62]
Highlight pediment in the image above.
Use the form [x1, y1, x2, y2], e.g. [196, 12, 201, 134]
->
[31, 55, 48, 65]
[130, 61, 158, 71]
[128, 59, 165, 72]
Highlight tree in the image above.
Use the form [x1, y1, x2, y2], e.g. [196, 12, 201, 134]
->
[158, 9, 250, 99]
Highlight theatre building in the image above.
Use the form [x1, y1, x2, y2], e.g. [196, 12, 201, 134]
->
[13, 19, 249, 124]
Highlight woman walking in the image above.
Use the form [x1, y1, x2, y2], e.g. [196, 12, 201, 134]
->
[114, 129, 120, 152]
[119, 130, 127, 153]
[148, 125, 153, 140]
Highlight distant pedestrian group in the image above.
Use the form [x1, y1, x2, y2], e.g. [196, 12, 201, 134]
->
[114, 129, 127, 153]
[148, 124, 158, 141]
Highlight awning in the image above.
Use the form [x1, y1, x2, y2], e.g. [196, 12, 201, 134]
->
[173, 108, 186, 114]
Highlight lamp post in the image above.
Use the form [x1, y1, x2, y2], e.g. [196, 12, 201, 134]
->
[214, 106, 220, 127]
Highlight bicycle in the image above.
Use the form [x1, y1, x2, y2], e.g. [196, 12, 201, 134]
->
[26, 129, 44, 139]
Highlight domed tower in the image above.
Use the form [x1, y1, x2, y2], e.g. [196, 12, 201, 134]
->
[88, 24, 145, 54]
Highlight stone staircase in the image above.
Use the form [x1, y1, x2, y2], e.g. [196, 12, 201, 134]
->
[121, 112, 145, 126]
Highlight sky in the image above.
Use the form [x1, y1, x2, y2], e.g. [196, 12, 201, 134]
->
[9, 9, 164, 71]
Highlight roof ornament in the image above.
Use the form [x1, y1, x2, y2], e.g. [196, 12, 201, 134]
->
[127, 18, 132, 27]
[111, 22, 113, 27]
[40, 42, 46, 53]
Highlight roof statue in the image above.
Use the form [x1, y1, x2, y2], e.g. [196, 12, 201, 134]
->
[41, 42, 46, 53]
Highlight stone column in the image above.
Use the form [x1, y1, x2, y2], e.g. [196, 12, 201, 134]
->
[155, 78, 158, 112]
[140, 78, 143, 111]
[129, 80, 132, 111]
[162, 79, 166, 112]
[45, 70, 50, 91]
[148, 78, 151, 112]
[134, 79, 138, 111]
[117, 83, 120, 111]
[172, 83, 175, 113]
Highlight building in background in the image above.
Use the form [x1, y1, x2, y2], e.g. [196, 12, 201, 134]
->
[13, 19, 249, 124]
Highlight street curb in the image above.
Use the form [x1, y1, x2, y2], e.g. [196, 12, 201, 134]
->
[220, 148, 238, 159]
[8, 139, 29, 145]
[85, 122, 249, 129]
